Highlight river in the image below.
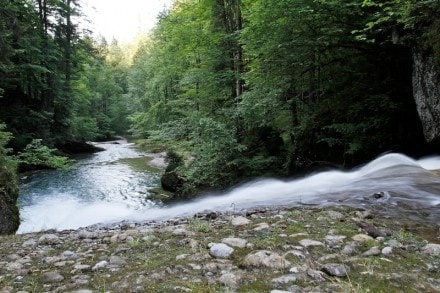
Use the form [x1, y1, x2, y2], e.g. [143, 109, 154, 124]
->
[17, 140, 440, 233]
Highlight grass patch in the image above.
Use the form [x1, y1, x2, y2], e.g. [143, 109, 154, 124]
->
[188, 217, 210, 233]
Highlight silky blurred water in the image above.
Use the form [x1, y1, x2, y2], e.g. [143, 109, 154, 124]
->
[18, 143, 440, 233]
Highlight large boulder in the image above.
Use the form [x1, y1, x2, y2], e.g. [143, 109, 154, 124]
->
[161, 171, 183, 192]
[412, 50, 440, 143]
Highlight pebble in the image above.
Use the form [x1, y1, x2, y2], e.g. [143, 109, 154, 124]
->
[219, 272, 239, 288]
[242, 250, 291, 269]
[0, 207, 437, 293]
[92, 260, 108, 271]
[342, 243, 357, 256]
[38, 234, 60, 245]
[299, 239, 325, 248]
[209, 243, 234, 258]
[42, 271, 64, 283]
[422, 243, 440, 256]
[326, 211, 345, 220]
[322, 263, 350, 277]
[222, 237, 247, 248]
[231, 216, 251, 226]
[363, 246, 381, 257]
[254, 222, 270, 231]
[109, 255, 127, 266]
[272, 274, 305, 285]
[352, 234, 374, 243]
[382, 246, 393, 255]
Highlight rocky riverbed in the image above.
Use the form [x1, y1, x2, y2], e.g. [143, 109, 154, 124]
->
[1, 206, 439, 292]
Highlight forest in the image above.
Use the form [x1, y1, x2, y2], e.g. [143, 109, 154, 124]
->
[1, 0, 440, 232]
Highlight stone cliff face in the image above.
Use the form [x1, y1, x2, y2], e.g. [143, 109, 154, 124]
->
[412, 50, 440, 143]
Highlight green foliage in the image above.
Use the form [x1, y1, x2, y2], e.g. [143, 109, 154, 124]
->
[123, 0, 435, 189]
[184, 117, 246, 188]
[0, 123, 20, 234]
[16, 139, 72, 170]
[165, 149, 184, 173]
[71, 117, 99, 142]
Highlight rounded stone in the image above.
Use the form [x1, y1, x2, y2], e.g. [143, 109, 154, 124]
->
[322, 263, 350, 277]
[222, 237, 247, 248]
[422, 243, 440, 256]
[209, 243, 234, 258]
[38, 234, 61, 245]
[42, 271, 64, 283]
[231, 216, 251, 226]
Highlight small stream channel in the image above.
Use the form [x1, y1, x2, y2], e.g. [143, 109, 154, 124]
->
[17, 140, 440, 236]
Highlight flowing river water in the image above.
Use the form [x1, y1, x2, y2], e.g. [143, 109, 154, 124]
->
[17, 139, 440, 234]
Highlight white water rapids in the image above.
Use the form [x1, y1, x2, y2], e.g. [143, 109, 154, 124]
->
[17, 141, 440, 233]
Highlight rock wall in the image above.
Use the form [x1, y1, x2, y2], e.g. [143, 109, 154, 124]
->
[412, 50, 440, 143]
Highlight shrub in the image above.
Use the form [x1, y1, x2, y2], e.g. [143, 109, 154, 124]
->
[16, 139, 72, 170]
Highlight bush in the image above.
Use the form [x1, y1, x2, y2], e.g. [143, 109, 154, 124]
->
[16, 139, 72, 171]
[0, 123, 20, 234]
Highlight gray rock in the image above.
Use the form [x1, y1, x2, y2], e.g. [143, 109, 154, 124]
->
[72, 264, 91, 273]
[381, 246, 393, 255]
[22, 239, 37, 248]
[271, 291, 293, 293]
[299, 239, 325, 248]
[326, 211, 345, 220]
[272, 274, 305, 285]
[38, 234, 60, 245]
[172, 228, 195, 237]
[222, 237, 247, 248]
[209, 243, 234, 258]
[284, 250, 306, 259]
[77, 230, 97, 239]
[242, 250, 291, 269]
[231, 216, 251, 226]
[92, 260, 108, 271]
[387, 239, 401, 247]
[253, 222, 270, 231]
[322, 263, 350, 277]
[61, 250, 76, 258]
[219, 272, 240, 288]
[422, 243, 440, 256]
[352, 234, 374, 243]
[342, 243, 357, 256]
[325, 235, 346, 246]
[109, 255, 127, 266]
[42, 271, 64, 283]
[363, 246, 381, 257]
[307, 269, 327, 282]
[5, 262, 23, 272]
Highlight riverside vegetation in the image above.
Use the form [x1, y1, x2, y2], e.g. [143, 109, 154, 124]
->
[1, 1, 440, 290]
[0, 206, 439, 292]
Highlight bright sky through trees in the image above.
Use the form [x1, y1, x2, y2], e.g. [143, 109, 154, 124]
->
[84, 0, 174, 43]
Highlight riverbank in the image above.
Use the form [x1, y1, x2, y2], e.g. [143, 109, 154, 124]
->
[1, 206, 439, 292]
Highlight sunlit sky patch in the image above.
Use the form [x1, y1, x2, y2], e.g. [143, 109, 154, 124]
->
[83, 0, 174, 44]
